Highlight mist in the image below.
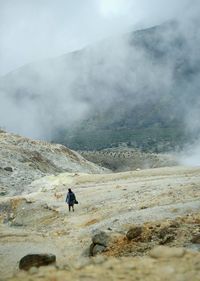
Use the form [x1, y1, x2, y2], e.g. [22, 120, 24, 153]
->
[0, 0, 192, 75]
[1, 0, 200, 165]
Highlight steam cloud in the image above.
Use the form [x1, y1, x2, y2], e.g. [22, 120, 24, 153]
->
[0, 0, 200, 165]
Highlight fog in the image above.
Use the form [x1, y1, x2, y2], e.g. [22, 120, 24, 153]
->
[0, 0, 192, 75]
[0, 0, 200, 165]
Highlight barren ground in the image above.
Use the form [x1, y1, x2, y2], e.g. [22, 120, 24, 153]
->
[0, 166, 200, 280]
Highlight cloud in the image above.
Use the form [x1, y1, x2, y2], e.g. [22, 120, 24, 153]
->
[0, 0, 193, 75]
[98, 0, 190, 22]
[178, 142, 200, 167]
[98, 0, 132, 17]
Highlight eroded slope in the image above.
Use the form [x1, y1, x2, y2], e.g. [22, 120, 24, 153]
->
[0, 130, 107, 196]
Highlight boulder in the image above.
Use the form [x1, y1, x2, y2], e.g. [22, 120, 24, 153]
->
[92, 245, 107, 256]
[126, 226, 143, 241]
[92, 231, 111, 247]
[19, 254, 56, 271]
[90, 231, 122, 256]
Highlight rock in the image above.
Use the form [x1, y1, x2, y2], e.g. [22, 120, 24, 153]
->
[191, 234, 200, 244]
[90, 232, 124, 256]
[92, 231, 111, 247]
[4, 166, 13, 172]
[19, 254, 56, 271]
[150, 246, 185, 259]
[92, 245, 107, 256]
[126, 226, 143, 241]
[89, 242, 107, 256]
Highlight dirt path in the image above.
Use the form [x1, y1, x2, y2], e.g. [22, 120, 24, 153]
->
[1, 166, 200, 279]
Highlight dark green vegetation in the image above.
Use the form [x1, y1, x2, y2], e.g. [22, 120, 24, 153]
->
[55, 126, 187, 152]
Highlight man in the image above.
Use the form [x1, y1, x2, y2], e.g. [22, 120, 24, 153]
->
[66, 188, 77, 212]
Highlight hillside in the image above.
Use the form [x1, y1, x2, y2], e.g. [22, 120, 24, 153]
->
[79, 147, 178, 172]
[1, 21, 200, 151]
[0, 130, 107, 196]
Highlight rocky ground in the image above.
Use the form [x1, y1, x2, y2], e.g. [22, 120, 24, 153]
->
[0, 165, 200, 280]
[80, 147, 178, 172]
[6, 248, 200, 281]
[0, 130, 107, 196]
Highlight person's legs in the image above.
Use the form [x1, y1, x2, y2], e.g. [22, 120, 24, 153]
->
[68, 204, 74, 212]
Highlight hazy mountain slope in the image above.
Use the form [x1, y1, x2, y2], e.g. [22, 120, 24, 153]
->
[1, 21, 200, 150]
[56, 22, 200, 151]
[0, 130, 107, 196]
[79, 147, 178, 172]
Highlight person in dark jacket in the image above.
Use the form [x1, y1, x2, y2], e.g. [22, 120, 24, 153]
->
[66, 188, 77, 212]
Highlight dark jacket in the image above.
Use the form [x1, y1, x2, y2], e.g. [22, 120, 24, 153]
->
[66, 191, 76, 205]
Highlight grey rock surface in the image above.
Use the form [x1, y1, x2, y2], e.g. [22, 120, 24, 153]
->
[0, 130, 108, 196]
[92, 231, 111, 247]
[92, 245, 106, 256]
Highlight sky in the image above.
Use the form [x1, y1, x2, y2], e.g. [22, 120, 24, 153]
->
[0, 0, 192, 76]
